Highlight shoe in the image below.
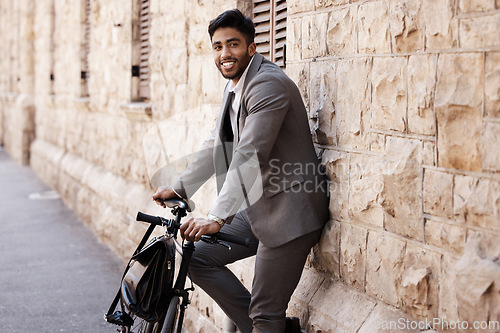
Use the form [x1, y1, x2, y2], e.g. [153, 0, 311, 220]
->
[285, 317, 301, 333]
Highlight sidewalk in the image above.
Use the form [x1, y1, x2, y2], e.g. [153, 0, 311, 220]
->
[0, 148, 124, 332]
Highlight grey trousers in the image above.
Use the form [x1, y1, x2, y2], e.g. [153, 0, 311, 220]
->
[189, 211, 321, 333]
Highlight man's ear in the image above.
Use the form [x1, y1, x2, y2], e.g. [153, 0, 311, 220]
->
[248, 42, 257, 56]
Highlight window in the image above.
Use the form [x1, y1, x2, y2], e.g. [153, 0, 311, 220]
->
[252, 0, 287, 68]
[131, 0, 151, 101]
[138, 0, 150, 100]
[80, 0, 90, 97]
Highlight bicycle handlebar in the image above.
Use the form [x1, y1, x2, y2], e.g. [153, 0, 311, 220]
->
[136, 211, 251, 247]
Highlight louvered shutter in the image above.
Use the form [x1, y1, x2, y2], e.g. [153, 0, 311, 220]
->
[82, 0, 90, 96]
[138, 0, 150, 99]
[252, 0, 287, 69]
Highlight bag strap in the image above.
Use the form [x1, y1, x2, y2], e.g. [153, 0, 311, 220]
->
[105, 223, 157, 319]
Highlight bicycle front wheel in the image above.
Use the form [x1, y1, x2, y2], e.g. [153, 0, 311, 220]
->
[160, 296, 180, 333]
[129, 316, 155, 333]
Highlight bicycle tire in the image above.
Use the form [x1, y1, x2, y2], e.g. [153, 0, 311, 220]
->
[160, 296, 180, 333]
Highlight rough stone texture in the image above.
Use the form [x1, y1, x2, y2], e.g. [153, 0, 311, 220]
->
[366, 231, 407, 307]
[349, 153, 385, 228]
[358, 0, 391, 53]
[327, 6, 357, 55]
[335, 57, 372, 149]
[400, 244, 441, 319]
[482, 122, 500, 171]
[322, 150, 349, 222]
[455, 233, 500, 327]
[371, 57, 407, 132]
[358, 303, 420, 333]
[423, 0, 457, 49]
[301, 13, 329, 59]
[340, 223, 367, 290]
[485, 52, 500, 118]
[424, 218, 465, 255]
[454, 175, 500, 231]
[2, 1, 500, 332]
[310, 61, 336, 145]
[407, 55, 437, 136]
[435, 53, 483, 171]
[458, 0, 496, 12]
[423, 169, 453, 218]
[381, 137, 423, 241]
[459, 13, 500, 49]
[389, 0, 424, 52]
[311, 220, 341, 278]
[308, 280, 377, 333]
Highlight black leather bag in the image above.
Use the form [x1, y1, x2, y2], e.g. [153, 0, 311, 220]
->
[105, 224, 175, 325]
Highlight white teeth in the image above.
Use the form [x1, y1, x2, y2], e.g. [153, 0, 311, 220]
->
[222, 62, 234, 68]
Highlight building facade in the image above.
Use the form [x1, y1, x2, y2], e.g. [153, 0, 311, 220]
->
[1, 0, 500, 332]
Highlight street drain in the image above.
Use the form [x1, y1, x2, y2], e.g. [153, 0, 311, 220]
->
[28, 190, 60, 200]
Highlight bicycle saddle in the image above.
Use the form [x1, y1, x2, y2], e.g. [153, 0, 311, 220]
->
[163, 198, 193, 212]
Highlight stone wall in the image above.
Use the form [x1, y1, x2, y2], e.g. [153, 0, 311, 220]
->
[0, 0, 499, 332]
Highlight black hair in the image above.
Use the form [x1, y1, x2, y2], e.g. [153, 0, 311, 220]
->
[208, 9, 255, 46]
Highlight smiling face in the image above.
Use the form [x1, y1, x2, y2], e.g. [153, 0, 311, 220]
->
[211, 27, 256, 85]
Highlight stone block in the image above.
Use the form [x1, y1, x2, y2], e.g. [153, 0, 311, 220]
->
[316, 0, 350, 8]
[288, 0, 315, 14]
[423, 169, 453, 218]
[327, 6, 357, 55]
[287, 17, 302, 61]
[358, 0, 391, 53]
[400, 244, 441, 319]
[371, 57, 407, 132]
[349, 154, 385, 228]
[425, 218, 465, 255]
[458, 0, 496, 12]
[322, 150, 349, 221]
[435, 53, 483, 171]
[485, 52, 500, 118]
[422, 141, 435, 166]
[288, 268, 325, 323]
[460, 13, 500, 49]
[286, 62, 310, 113]
[423, 0, 457, 49]
[340, 223, 367, 290]
[311, 220, 341, 278]
[366, 231, 406, 307]
[381, 137, 423, 241]
[408, 55, 437, 136]
[482, 122, 500, 172]
[439, 255, 460, 322]
[301, 13, 329, 59]
[310, 61, 336, 145]
[358, 303, 420, 333]
[454, 175, 500, 230]
[389, 0, 425, 52]
[336, 57, 372, 149]
[308, 280, 377, 333]
[456, 233, 500, 326]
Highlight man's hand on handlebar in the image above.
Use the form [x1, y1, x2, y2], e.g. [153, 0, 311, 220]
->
[180, 217, 221, 242]
[152, 185, 180, 208]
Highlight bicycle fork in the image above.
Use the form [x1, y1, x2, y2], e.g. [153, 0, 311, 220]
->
[172, 241, 196, 327]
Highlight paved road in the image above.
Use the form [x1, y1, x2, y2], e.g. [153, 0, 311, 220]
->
[0, 148, 125, 332]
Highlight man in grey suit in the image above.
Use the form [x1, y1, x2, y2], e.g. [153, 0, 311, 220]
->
[153, 9, 329, 333]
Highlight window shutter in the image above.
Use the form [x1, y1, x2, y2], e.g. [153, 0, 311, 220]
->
[138, 0, 150, 99]
[81, 0, 90, 96]
[252, 0, 287, 69]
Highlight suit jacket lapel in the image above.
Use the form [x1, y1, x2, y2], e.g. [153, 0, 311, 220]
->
[235, 53, 264, 143]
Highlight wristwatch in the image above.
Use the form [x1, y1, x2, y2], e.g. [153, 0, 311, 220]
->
[207, 213, 225, 228]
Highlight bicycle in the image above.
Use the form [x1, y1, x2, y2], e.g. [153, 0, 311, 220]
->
[106, 198, 250, 333]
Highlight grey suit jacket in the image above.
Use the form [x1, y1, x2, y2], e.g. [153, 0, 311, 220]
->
[173, 53, 329, 247]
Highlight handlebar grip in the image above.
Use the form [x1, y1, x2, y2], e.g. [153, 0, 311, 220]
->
[217, 232, 251, 247]
[136, 212, 163, 226]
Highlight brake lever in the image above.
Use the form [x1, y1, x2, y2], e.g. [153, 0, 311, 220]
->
[200, 235, 232, 250]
